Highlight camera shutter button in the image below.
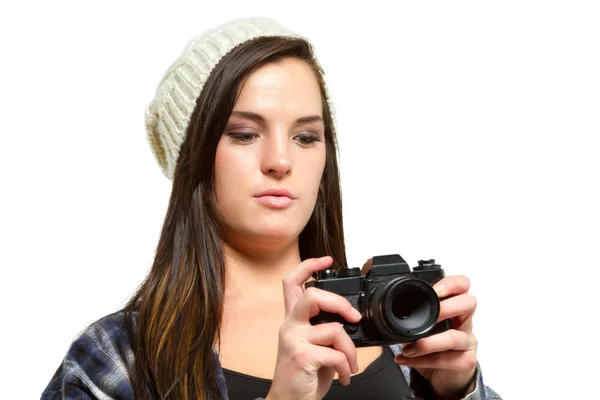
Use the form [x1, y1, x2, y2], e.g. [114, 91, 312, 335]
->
[318, 269, 337, 280]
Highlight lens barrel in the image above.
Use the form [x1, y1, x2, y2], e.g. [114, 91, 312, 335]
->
[366, 277, 440, 342]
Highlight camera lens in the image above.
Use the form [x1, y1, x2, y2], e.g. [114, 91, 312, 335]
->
[387, 282, 436, 331]
[366, 277, 440, 342]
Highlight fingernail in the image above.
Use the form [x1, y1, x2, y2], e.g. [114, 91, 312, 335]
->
[395, 355, 407, 364]
[352, 308, 362, 319]
[402, 346, 416, 357]
[434, 284, 446, 296]
[354, 362, 359, 373]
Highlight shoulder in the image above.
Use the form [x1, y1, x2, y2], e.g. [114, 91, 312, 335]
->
[75, 310, 137, 351]
[66, 310, 137, 371]
[41, 310, 138, 400]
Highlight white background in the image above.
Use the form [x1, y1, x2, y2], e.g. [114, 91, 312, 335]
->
[1, 1, 598, 398]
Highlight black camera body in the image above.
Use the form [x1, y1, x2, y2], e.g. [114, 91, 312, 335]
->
[305, 254, 451, 347]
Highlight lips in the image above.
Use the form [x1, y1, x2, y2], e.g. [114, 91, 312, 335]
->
[254, 188, 297, 199]
[254, 188, 296, 209]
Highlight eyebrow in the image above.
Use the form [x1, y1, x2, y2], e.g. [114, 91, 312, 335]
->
[230, 111, 324, 125]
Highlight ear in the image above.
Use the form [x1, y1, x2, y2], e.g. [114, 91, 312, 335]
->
[361, 257, 374, 276]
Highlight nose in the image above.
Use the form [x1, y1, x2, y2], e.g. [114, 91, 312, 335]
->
[260, 133, 292, 178]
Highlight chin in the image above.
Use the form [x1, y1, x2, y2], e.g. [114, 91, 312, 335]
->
[255, 226, 300, 242]
[223, 212, 312, 248]
[248, 220, 305, 243]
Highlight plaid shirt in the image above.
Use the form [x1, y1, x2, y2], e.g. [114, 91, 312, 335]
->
[41, 311, 501, 399]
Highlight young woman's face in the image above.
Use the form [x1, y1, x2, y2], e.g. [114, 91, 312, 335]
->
[215, 57, 326, 250]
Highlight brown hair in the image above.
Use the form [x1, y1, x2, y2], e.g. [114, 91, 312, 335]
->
[120, 36, 347, 399]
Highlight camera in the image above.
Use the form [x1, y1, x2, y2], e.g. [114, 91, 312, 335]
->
[304, 254, 451, 346]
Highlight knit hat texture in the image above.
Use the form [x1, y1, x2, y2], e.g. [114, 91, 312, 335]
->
[144, 17, 336, 180]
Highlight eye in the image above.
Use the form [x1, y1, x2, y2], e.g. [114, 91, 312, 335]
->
[295, 132, 324, 146]
[226, 132, 259, 143]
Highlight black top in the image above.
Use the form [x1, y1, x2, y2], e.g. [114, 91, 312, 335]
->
[223, 346, 410, 399]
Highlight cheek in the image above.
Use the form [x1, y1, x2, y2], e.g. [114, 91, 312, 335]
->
[214, 147, 234, 204]
[311, 151, 327, 185]
[214, 146, 251, 206]
[300, 151, 327, 202]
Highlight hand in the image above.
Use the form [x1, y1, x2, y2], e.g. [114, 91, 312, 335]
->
[266, 256, 361, 400]
[394, 275, 478, 400]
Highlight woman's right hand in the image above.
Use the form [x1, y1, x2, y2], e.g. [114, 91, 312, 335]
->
[266, 256, 362, 400]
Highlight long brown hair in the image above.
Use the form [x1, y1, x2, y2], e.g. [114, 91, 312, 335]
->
[120, 36, 347, 399]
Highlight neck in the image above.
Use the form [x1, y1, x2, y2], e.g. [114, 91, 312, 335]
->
[222, 238, 302, 302]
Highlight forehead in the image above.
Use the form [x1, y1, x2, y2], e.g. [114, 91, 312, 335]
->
[232, 58, 323, 118]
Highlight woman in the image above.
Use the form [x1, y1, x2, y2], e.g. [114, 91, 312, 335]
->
[42, 18, 501, 400]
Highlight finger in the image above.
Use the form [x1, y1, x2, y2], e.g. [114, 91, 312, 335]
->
[438, 293, 477, 323]
[395, 349, 478, 373]
[305, 322, 359, 374]
[433, 275, 471, 298]
[290, 287, 362, 325]
[310, 344, 353, 386]
[282, 256, 333, 316]
[400, 329, 477, 358]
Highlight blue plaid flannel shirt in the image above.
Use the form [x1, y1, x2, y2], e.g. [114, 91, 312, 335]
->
[41, 311, 502, 399]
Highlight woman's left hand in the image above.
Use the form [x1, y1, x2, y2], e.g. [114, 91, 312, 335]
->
[394, 275, 479, 399]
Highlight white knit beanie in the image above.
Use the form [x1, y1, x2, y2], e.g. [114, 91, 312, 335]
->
[144, 17, 336, 180]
